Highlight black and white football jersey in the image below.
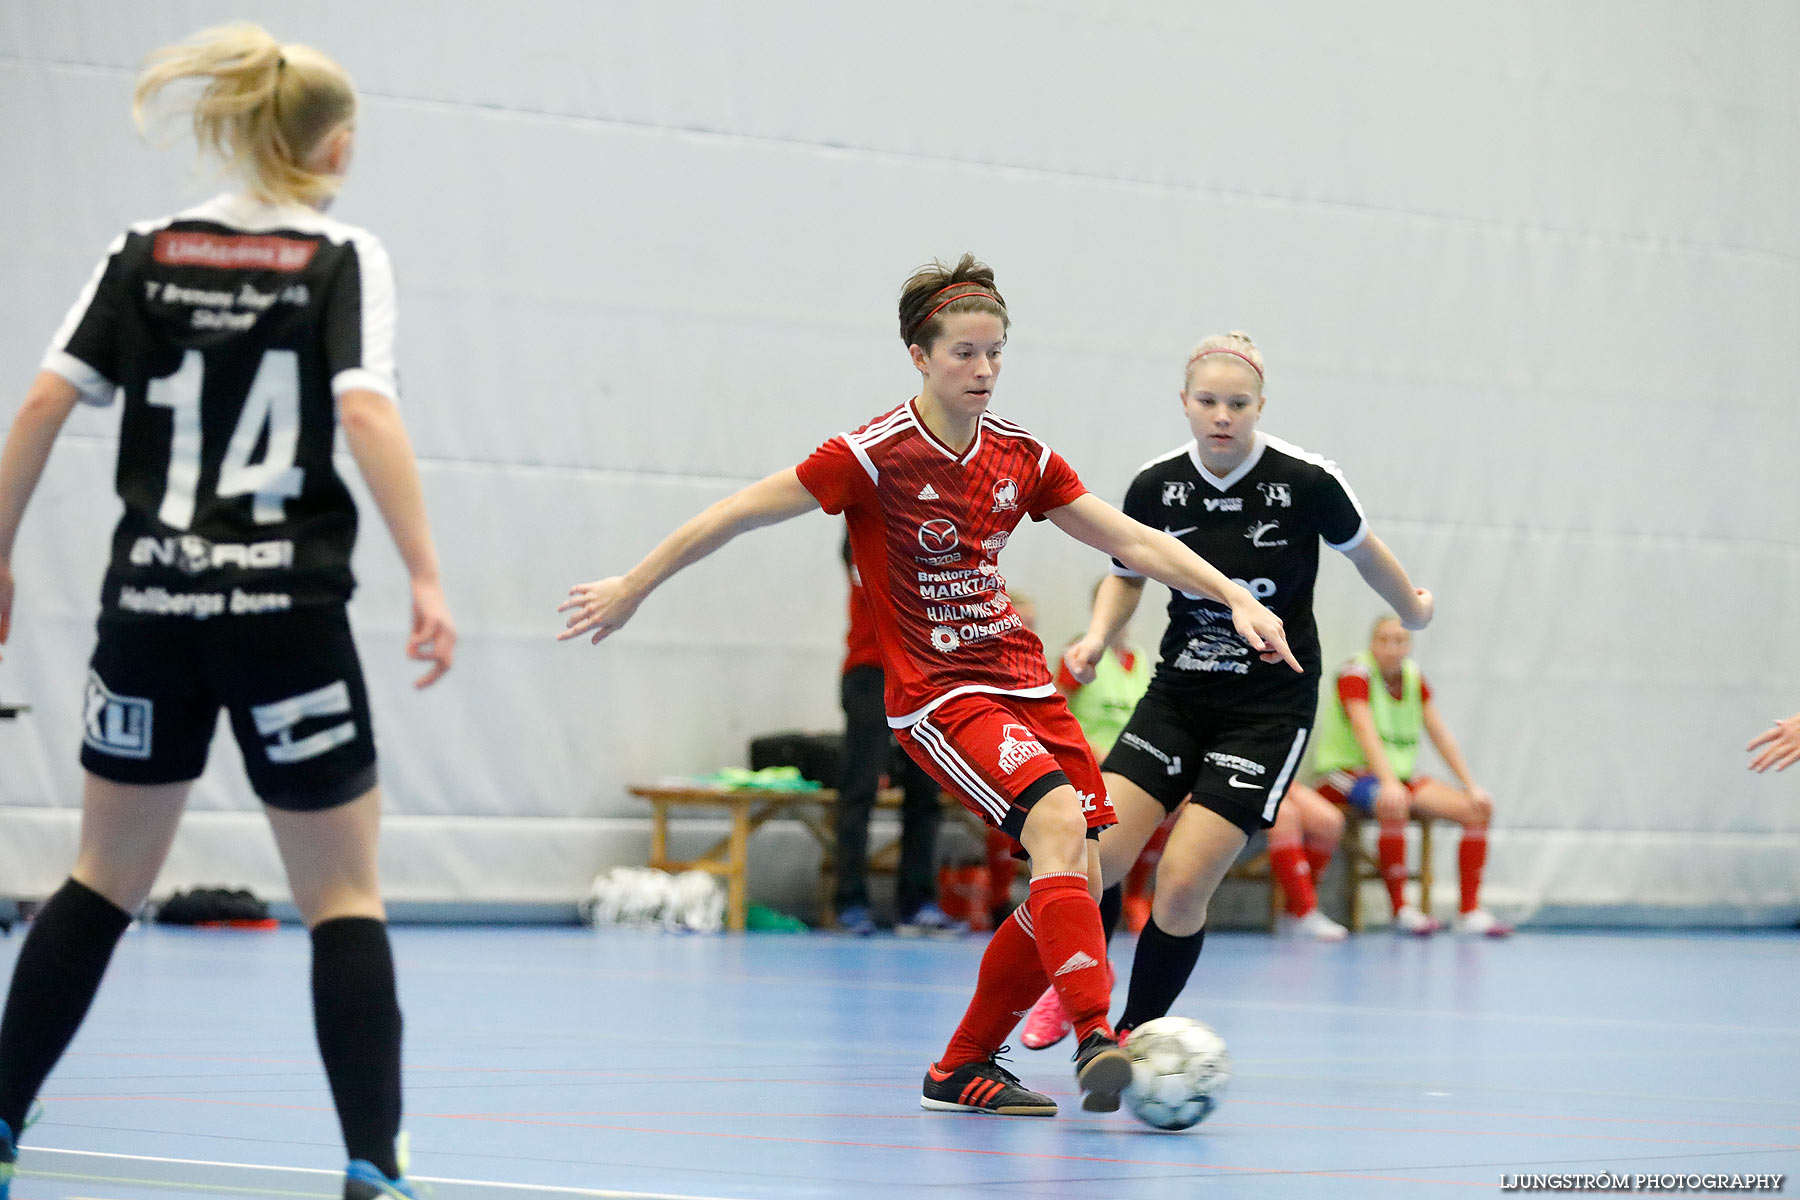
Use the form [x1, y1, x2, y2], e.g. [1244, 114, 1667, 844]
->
[42, 193, 398, 619]
[1112, 431, 1368, 714]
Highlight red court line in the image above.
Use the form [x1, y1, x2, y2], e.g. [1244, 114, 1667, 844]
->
[1231, 1097, 1800, 1135]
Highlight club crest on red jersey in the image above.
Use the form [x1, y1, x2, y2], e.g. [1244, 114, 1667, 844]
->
[991, 478, 1019, 512]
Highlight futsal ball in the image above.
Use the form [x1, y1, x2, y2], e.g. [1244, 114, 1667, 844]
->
[1122, 1016, 1231, 1130]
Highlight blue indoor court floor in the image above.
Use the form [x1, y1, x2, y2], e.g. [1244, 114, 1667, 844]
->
[2, 924, 1796, 1200]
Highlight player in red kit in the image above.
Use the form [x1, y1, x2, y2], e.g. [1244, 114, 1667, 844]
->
[560, 255, 1297, 1116]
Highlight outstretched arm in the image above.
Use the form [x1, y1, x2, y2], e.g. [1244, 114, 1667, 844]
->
[1046, 492, 1299, 672]
[559, 468, 820, 644]
[1342, 533, 1433, 630]
[1748, 712, 1800, 773]
[1063, 574, 1146, 685]
[0, 372, 82, 659]
[340, 388, 456, 688]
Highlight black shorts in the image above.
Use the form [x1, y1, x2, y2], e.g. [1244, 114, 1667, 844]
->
[80, 605, 377, 811]
[1100, 686, 1312, 836]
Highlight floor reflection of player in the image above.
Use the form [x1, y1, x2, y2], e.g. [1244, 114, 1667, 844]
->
[561, 260, 1296, 1117]
[1020, 331, 1433, 1050]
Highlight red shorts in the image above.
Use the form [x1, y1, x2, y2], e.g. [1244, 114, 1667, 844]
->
[896, 692, 1114, 840]
[1316, 770, 1435, 812]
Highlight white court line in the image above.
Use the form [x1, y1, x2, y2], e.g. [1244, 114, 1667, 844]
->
[21, 1148, 754, 1200]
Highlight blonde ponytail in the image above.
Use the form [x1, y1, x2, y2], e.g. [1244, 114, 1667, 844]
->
[134, 23, 356, 208]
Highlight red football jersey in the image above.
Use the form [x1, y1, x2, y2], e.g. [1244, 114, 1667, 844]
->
[798, 400, 1087, 727]
[842, 556, 882, 673]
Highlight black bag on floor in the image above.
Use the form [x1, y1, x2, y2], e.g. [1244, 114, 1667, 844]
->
[155, 887, 271, 925]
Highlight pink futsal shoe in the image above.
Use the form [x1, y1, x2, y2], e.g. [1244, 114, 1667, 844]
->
[1019, 984, 1070, 1050]
[1019, 961, 1115, 1050]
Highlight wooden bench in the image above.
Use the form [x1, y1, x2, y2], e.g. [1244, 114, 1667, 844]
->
[627, 782, 983, 932]
[1340, 813, 1435, 932]
[1224, 843, 1283, 931]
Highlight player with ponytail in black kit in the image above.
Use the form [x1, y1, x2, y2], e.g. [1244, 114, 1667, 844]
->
[0, 24, 453, 1200]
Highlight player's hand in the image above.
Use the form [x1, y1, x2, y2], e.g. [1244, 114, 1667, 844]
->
[1374, 778, 1410, 821]
[1228, 593, 1301, 673]
[1747, 712, 1800, 773]
[559, 576, 643, 645]
[408, 577, 456, 689]
[1402, 588, 1434, 630]
[0, 560, 13, 663]
[1062, 636, 1106, 685]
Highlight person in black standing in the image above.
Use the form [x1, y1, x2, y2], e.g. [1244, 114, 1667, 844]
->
[1019, 331, 1432, 1048]
[833, 533, 964, 937]
[0, 24, 452, 1200]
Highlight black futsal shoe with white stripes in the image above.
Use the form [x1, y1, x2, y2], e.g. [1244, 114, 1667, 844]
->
[1074, 1029, 1133, 1113]
[921, 1050, 1057, 1116]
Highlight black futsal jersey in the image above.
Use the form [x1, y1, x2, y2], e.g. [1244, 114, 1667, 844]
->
[1112, 431, 1368, 716]
[41, 192, 399, 620]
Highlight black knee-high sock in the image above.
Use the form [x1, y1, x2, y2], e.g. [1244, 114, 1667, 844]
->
[0, 879, 132, 1133]
[1116, 916, 1205, 1035]
[311, 917, 403, 1179]
[1099, 883, 1123, 945]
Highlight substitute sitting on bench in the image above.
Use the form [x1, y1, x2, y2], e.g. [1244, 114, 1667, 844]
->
[1312, 615, 1511, 938]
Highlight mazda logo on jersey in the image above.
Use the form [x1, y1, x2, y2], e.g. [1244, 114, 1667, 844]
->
[918, 519, 959, 554]
[992, 478, 1018, 511]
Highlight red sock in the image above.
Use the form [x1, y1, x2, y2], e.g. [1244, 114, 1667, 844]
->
[1267, 833, 1315, 917]
[1378, 822, 1408, 912]
[934, 909, 1048, 1071]
[1304, 840, 1335, 884]
[1026, 872, 1114, 1043]
[1459, 827, 1488, 914]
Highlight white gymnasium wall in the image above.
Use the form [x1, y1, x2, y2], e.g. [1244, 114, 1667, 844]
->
[0, 2, 1795, 921]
